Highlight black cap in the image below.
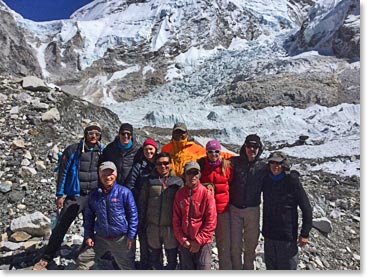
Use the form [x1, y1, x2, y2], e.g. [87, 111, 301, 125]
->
[245, 134, 261, 147]
[119, 123, 133, 134]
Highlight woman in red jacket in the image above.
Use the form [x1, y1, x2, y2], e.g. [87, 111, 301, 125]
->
[198, 140, 233, 270]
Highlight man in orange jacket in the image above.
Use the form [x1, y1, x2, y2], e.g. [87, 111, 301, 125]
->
[162, 122, 206, 178]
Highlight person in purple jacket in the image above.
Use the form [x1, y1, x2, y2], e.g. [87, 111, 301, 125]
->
[83, 161, 138, 270]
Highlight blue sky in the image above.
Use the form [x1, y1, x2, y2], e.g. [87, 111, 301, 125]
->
[3, 0, 93, 21]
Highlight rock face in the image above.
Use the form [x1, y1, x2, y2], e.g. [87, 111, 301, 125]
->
[0, 5, 42, 78]
[287, 0, 360, 62]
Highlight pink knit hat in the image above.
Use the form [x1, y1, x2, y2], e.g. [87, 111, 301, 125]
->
[206, 140, 222, 151]
[143, 138, 158, 150]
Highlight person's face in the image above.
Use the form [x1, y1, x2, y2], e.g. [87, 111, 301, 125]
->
[86, 129, 101, 144]
[245, 143, 260, 161]
[207, 149, 220, 162]
[99, 169, 116, 189]
[144, 145, 156, 161]
[155, 157, 171, 177]
[172, 130, 188, 141]
[269, 161, 284, 176]
[185, 169, 200, 187]
[119, 130, 132, 146]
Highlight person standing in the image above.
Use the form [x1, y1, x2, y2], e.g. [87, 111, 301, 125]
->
[33, 122, 104, 270]
[125, 138, 159, 269]
[139, 152, 183, 270]
[229, 134, 267, 270]
[173, 161, 217, 270]
[83, 161, 138, 270]
[101, 123, 142, 185]
[198, 140, 233, 270]
[162, 122, 206, 178]
[262, 151, 313, 270]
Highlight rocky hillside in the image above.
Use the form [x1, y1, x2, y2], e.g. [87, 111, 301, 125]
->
[0, 75, 360, 270]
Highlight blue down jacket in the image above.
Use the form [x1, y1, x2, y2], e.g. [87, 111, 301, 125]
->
[84, 183, 138, 241]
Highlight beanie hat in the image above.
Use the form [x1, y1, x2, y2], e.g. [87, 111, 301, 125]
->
[119, 123, 133, 134]
[84, 121, 102, 132]
[84, 121, 102, 141]
[206, 140, 222, 151]
[143, 138, 158, 150]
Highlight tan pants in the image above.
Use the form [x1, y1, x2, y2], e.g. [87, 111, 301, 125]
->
[230, 205, 260, 270]
[215, 211, 232, 270]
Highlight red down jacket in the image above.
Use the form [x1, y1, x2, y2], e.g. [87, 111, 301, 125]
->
[200, 158, 232, 214]
[173, 182, 217, 246]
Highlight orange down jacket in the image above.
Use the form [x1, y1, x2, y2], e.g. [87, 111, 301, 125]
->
[162, 138, 207, 177]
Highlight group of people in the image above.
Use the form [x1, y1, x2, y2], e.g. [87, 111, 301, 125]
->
[32, 121, 313, 271]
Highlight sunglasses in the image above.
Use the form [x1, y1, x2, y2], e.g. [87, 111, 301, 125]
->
[186, 170, 200, 176]
[156, 161, 170, 166]
[207, 150, 220, 154]
[120, 132, 132, 137]
[87, 131, 101, 137]
[246, 144, 259, 149]
[269, 161, 282, 165]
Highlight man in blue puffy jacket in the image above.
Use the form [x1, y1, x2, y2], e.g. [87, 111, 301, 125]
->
[84, 161, 138, 270]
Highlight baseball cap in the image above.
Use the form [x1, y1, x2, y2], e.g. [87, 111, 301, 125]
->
[245, 134, 261, 147]
[99, 161, 117, 172]
[173, 122, 187, 132]
[184, 161, 201, 173]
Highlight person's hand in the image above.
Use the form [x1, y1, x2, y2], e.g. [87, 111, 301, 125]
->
[298, 236, 309, 247]
[189, 240, 201, 253]
[86, 238, 94, 247]
[56, 197, 64, 209]
[183, 240, 191, 249]
[127, 238, 135, 250]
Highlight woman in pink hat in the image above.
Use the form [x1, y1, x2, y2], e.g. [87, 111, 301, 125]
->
[197, 140, 234, 269]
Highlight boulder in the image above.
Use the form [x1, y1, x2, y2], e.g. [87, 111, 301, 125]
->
[10, 211, 51, 237]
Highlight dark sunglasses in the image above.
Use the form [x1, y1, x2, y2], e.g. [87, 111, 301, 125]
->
[246, 144, 259, 149]
[186, 170, 200, 176]
[207, 150, 220, 154]
[156, 161, 170, 166]
[120, 132, 132, 137]
[269, 161, 282, 165]
[87, 131, 101, 137]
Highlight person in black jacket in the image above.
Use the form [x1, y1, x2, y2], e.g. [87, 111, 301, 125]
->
[125, 138, 159, 269]
[100, 123, 142, 185]
[33, 121, 104, 270]
[229, 134, 267, 270]
[261, 151, 313, 270]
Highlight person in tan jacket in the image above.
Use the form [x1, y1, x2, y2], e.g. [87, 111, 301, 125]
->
[162, 122, 206, 178]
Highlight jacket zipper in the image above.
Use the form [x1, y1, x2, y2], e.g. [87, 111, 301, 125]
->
[188, 187, 193, 240]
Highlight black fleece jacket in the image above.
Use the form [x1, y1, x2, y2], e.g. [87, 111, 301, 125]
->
[261, 170, 313, 242]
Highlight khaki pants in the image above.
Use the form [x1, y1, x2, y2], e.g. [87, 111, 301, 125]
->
[215, 211, 232, 270]
[230, 205, 260, 270]
[93, 234, 135, 270]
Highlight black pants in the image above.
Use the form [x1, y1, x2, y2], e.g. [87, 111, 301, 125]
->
[43, 195, 88, 262]
[264, 238, 298, 270]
